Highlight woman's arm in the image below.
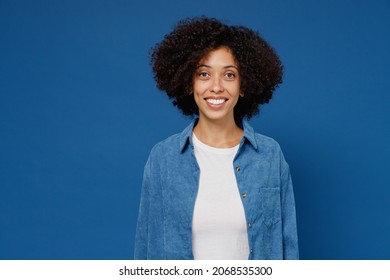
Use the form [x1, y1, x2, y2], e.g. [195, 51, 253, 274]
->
[134, 157, 152, 260]
[280, 163, 299, 259]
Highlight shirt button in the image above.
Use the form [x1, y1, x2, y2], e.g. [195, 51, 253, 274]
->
[248, 222, 252, 228]
[241, 193, 247, 198]
[250, 249, 253, 253]
[235, 166, 241, 172]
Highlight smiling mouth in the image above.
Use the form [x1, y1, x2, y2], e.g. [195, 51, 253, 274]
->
[205, 98, 227, 105]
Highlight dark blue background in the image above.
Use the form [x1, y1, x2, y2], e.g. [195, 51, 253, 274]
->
[1, 0, 389, 259]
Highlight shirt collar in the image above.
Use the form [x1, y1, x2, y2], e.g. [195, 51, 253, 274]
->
[179, 118, 258, 153]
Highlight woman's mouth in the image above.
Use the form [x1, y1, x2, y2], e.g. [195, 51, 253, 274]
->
[205, 98, 227, 105]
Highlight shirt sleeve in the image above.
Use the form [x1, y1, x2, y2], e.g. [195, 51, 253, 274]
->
[280, 161, 299, 259]
[134, 156, 151, 259]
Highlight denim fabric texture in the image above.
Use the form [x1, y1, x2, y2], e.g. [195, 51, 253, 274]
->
[134, 119, 299, 259]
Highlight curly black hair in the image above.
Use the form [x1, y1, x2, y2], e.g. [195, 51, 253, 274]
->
[151, 17, 283, 123]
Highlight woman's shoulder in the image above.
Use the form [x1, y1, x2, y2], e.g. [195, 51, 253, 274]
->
[254, 132, 281, 148]
[149, 121, 195, 156]
[151, 132, 182, 152]
[242, 120, 282, 152]
[249, 131, 289, 167]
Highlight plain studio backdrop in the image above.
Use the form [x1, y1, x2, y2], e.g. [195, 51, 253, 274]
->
[0, 0, 389, 259]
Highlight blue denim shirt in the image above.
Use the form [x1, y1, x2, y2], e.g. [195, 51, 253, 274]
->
[134, 119, 299, 259]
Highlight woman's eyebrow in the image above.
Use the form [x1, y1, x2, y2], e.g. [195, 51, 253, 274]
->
[196, 64, 211, 69]
[224, 65, 239, 70]
[196, 64, 238, 69]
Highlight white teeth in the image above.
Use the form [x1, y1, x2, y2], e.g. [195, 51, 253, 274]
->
[206, 99, 226, 105]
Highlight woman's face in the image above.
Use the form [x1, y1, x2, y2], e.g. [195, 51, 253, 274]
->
[193, 47, 242, 124]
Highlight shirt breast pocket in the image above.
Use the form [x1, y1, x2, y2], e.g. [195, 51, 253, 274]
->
[258, 187, 282, 228]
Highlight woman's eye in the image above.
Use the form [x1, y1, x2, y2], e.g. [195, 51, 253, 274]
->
[198, 72, 210, 78]
[225, 72, 236, 79]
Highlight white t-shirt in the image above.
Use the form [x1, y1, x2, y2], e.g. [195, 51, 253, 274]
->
[192, 133, 249, 260]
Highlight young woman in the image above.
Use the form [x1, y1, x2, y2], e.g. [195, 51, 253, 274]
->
[134, 17, 298, 260]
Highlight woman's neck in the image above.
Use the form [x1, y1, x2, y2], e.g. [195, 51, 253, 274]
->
[193, 117, 243, 148]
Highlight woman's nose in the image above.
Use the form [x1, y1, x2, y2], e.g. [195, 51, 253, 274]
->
[211, 78, 223, 93]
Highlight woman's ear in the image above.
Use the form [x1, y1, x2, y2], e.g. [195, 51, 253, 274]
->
[240, 91, 244, 97]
